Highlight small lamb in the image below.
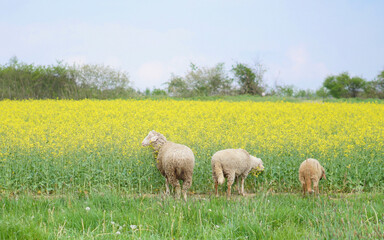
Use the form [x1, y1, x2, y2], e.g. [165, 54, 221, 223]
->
[141, 130, 195, 201]
[211, 149, 264, 198]
[298, 158, 326, 196]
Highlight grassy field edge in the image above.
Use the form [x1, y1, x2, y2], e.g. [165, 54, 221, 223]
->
[1, 192, 383, 239]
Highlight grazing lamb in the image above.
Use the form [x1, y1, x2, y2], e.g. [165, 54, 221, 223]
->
[211, 149, 264, 198]
[298, 158, 326, 196]
[141, 130, 195, 201]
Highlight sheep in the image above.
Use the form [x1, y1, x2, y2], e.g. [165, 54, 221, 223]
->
[141, 130, 195, 201]
[211, 149, 264, 198]
[298, 158, 326, 196]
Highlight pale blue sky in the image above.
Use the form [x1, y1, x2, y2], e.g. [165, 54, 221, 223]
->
[1, 0, 383, 90]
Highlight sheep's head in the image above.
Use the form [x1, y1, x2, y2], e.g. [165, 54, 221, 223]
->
[250, 156, 264, 172]
[141, 130, 157, 146]
[320, 166, 326, 180]
[141, 130, 167, 150]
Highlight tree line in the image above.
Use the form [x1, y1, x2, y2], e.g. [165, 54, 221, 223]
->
[0, 57, 136, 100]
[1, 57, 383, 100]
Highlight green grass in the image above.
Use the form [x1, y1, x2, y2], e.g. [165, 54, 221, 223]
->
[1, 148, 383, 195]
[136, 95, 384, 103]
[0, 192, 383, 239]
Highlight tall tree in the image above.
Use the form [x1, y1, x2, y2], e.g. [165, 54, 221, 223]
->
[348, 76, 366, 98]
[166, 74, 190, 97]
[165, 63, 233, 97]
[231, 62, 265, 95]
[323, 72, 366, 98]
[364, 70, 384, 98]
[186, 63, 232, 96]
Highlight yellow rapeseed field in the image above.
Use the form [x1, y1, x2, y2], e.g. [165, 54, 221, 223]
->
[1, 99, 383, 155]
[0, 99, 383, 192]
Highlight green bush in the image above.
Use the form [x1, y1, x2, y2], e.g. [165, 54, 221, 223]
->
[0, 57, 137, 100]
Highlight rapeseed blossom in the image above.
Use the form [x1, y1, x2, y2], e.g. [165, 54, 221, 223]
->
[0, 99, 382, 156]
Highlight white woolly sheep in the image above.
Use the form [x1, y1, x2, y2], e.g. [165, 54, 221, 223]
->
[298, 158, 326, 196]
[211, 148, 264, 198]
[141, 130, 195, 201]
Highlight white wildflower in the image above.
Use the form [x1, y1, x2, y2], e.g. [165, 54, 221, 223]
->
[116, 231, 121, 235]
[130, 225, 137, 230]
[85, 207, 90, 211]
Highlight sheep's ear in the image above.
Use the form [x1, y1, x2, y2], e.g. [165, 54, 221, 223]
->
[321, 167, 326, 180]
[150, 135, 158, 142]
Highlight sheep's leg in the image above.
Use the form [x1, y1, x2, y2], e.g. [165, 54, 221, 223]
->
[313, 179, 319, 195]
[240, 177, 246, 196]
[227, 184, 232, 199]
[181, 178, 192, 201]
[299, 177, 306, 196]
[237, 178, 241, 195]
[165, 178, 170, 195]
[214, 181, 219, 197]
[175, 185, 181, 199]
[226, 173, 235, 199]
[301, 183, 306, 196]
[167, 174, 181, 199]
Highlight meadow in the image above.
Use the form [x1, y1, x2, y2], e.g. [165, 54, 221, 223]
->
[1, 192, 383, 239]
[0, 99, 383, 239]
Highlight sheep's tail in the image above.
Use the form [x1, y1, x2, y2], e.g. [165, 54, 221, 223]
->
[213, 161, 225, 185]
